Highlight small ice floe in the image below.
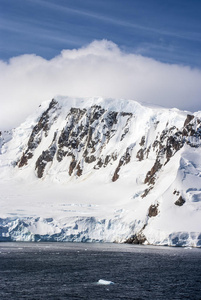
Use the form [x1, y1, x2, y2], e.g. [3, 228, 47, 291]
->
[184, 247, 192, 250]
[97, 279, 114, 285]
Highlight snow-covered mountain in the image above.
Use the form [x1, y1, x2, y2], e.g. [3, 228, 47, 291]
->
[1, 96, 201, 247]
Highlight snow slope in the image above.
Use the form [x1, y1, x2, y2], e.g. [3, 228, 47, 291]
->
[0, 96, 201, 247]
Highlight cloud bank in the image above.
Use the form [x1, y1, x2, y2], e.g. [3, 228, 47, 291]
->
[0, 40, 201, 129]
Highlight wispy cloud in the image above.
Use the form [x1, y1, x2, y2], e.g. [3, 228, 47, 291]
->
[0, 40, 201, 129]
[29, 0, 201, 43]
[0, 17, 85, 54]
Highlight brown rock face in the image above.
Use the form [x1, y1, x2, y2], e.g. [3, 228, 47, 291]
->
[144, 159, 162, 185]
[184, 114, 194, 127]
[112, 167, 120, 182]
[69, 157, 77, 176]
[148, 204, 159, 217]
[85, 155, 96, 164]
[112, 147, 132, 182]
[125, 233, 146, 244]
[18, 152, 33, 168]
[175, 196, 185, 206]
[142, 114, 201, 197]
[76, 162, 83, 177]
[136, 148, 144, 161]
[139, 136, 145, 146]
[35, 144, 56, 178]
[141, 187, 152, 198]
[18, 99, 58, 168]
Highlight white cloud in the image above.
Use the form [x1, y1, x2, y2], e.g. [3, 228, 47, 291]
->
[0, 40, 201, 129]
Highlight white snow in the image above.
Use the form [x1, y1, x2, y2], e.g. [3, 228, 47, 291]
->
[0, 96, 201, 247]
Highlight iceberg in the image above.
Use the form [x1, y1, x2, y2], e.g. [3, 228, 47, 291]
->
[97, 279, 114, 285]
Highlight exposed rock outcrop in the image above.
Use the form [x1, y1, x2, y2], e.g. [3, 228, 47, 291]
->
[19, 99, 58, 168]
[112, 146, 133, 182]
[125, 233, 147, 244]
[148, 203, 159, 217]
[175, 196, 186, 206]
[35, 144, 56, 178]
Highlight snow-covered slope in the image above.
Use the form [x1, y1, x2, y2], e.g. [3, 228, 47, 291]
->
[0, 96, 201, 247]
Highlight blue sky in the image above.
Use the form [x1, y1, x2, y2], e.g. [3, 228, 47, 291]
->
[0, 0, 201, 67]
[0, 0, 201, 129]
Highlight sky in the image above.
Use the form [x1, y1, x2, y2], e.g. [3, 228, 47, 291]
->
[0, 0, 201, 129]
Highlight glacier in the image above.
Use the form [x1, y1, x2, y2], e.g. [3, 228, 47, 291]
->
[0, 96, 201, 247]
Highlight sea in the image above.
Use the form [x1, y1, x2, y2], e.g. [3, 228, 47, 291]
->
[0, 242, 201, 299]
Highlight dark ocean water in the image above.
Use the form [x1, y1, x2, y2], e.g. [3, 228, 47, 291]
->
[0, 242, 201, 300]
